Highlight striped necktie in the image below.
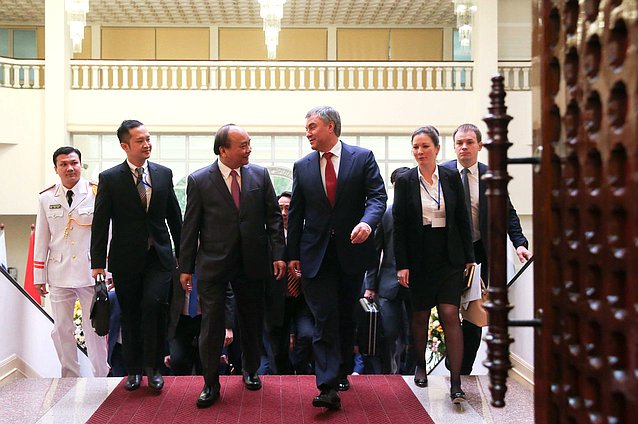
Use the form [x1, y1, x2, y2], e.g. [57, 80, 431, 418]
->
[136, 167, 147, 210]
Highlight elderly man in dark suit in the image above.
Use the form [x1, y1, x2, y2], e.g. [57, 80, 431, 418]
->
[179, 124, 286, 408]
[441, 123, 532, 375]
[287, 106, 387, 410]
[91, 119, 182, 392]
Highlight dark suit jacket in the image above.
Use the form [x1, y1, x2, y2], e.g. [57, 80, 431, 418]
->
[91, 161, 182, 274]
[393, 165, 475, 272]
[363, 205, 401, 299]
[440, 160, 529, 256]
[287, 142, 387, 279]
[178, 160, 285, 281]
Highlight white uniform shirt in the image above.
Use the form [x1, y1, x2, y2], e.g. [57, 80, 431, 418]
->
[34, 177, 96, 287]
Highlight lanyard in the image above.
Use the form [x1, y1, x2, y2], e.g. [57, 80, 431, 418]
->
[420, 176, 441, 210]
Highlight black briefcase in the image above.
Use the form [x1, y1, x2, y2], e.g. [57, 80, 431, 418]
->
[358, 298, 379, 356]
[90, 274, 110, 337]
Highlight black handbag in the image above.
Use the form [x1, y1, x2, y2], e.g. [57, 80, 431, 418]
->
[90, 274, 110, 337]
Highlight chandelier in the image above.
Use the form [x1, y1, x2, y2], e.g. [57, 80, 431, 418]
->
[258, 0, 287, 60]
[453, 0, 477, 49]
[66, 0, 89, 54]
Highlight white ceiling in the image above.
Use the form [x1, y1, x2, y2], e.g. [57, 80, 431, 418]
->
[0, 0, 456, 26]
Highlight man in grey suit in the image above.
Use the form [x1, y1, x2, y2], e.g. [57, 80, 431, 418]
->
[179, 124, 286, 408]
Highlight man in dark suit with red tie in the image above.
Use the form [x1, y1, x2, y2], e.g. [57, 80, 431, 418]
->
[91, 119, 182, 392]
[287, 106, 387, 409]
[179, 124, 286, 408]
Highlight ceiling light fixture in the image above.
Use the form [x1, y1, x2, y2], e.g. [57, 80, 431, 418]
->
[453, 0, 477, 49]
[258, 0, 287, 60]
[66, 0, 89, 53]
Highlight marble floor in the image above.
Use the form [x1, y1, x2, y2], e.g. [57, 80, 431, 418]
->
[0, 373, 534, 423]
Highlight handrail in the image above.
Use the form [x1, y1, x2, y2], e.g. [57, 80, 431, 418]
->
[0, 264, 87, 355]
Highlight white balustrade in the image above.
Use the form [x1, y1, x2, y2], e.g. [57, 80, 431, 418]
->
[498, 62, 532, 91]
[62, 60, 485, 92]
[0, 58, 45, 88]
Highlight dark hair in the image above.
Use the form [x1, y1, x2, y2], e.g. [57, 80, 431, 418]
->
[453, 123, 482, 142]
[390, 167, 410, 184]
[213, 124, 236, 156]
[411, 125, 440, 147]
[278, 191, 292, 201]
[306, 106, 341, 137]
[117, 119, 144, 144]
[53, 146, 82, 166]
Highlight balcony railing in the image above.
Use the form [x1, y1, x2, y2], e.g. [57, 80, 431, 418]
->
[70, 60, 475, 91]
[0, 57, 45, 89]
[498, 61, 531, 91]
[1, 58, 532, 92]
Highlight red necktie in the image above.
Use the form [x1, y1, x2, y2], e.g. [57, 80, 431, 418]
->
[287, 272, 301, 298]
[323, 152, 336, 206]
[230, 170, 240, 209]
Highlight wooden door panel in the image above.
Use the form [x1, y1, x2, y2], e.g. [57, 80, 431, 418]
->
[534, 1, 638, 422]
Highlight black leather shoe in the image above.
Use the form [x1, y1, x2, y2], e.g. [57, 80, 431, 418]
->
[243, 372, 262, 390]
[414, 365, 428, 388]
[312, 388, 341, 410]
[197, 384, 220, 408]
[124, 374, 142, 391]
[337, 377, 350, 391]
[450, 388, 466, 404]
[145, 368, 164, 392]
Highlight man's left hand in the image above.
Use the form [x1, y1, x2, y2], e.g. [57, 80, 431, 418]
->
[273, 260, 286, 280]
[516, 246, 533, 262]
[350, 222, 372, 244]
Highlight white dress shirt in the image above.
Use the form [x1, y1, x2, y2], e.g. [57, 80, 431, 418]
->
[418, 166, 446, 225]
[218, 159, 242, 195]
[127, 159, 152, 209]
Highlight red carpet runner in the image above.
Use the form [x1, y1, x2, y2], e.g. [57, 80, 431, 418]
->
[88, 375, 434, 423]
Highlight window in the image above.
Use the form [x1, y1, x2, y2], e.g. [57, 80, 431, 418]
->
[72, 132, 457, 212]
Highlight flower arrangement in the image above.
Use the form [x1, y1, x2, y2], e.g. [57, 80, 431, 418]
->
[73, 299, 86, 349]
[426, 307, 446, 372]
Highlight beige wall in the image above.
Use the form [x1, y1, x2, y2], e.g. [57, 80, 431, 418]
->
[156, 28, 210, 60]
[277, 29, 327, 60]
[390, 29, 443, 61]
[72, 26, 92, 60]
[102, 27, 156, 60]
[337, 29, 390, 60]
[219, 28, 267, 60]
[0, 216, 36, 288]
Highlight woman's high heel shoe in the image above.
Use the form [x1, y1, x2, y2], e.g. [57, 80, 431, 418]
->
[450, 388, 466, 404]
[414, 364, 428, 388]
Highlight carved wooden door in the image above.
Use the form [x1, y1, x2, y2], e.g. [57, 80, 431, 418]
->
[534, 1, 637, 422]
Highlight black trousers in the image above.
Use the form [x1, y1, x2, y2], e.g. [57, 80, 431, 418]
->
[199, 271, 264, 386]
[169, 315, 202, 375]
[461, 239, 487, 374]
[112, 247, 172, 374]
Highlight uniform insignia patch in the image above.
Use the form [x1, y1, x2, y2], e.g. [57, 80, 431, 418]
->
[49, 204, 62, 209]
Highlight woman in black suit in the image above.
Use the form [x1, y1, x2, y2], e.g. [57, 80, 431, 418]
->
[393, 126, 475, 403]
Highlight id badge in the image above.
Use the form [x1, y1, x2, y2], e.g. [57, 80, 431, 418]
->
[431, 210, 446, 228]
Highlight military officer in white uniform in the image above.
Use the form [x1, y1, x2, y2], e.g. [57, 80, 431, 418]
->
[34, 146, 109, 377]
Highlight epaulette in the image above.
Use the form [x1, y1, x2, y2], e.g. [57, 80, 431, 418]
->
[39, 184, 56, 194]
[89, 180, 98, 195]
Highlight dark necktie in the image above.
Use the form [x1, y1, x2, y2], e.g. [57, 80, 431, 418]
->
[323, 152, 336, 206]
[461, 168, 474, 237]
[136, 167, 147, 210]
[188, 277, 198, 318]
[230, 170, 241, 209]
[66, 190, 73, 207]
